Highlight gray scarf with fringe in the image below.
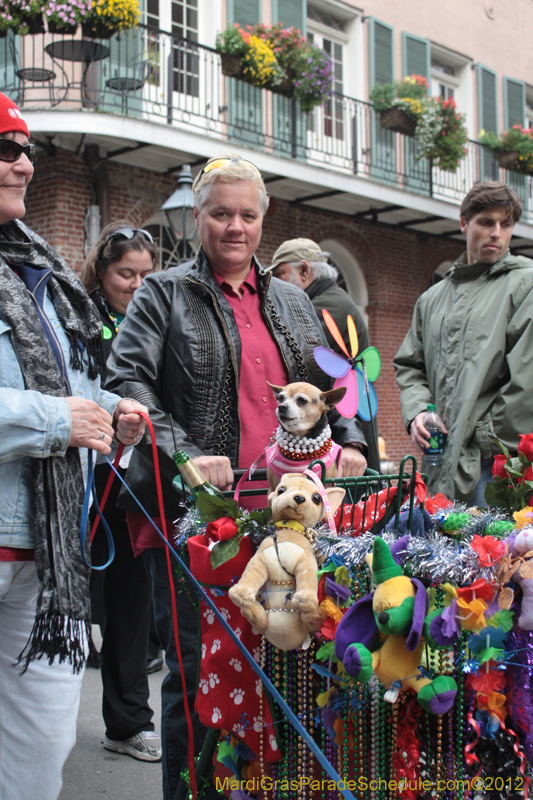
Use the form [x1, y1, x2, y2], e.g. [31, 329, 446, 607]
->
[0, 219, 105, 672]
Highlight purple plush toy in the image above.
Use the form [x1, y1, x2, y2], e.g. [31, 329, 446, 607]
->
[335, 537, 460, 715]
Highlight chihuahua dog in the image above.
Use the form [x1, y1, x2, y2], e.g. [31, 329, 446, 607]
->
[265, 381, 346, 490]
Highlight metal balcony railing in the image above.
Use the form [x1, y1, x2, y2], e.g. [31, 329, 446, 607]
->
[1, 26, 532, 222]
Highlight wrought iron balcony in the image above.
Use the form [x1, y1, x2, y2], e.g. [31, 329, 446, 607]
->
[1, 26, 531, 221]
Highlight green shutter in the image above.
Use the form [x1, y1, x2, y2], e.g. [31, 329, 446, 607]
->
[272, 0, 306, 32]
[228, 0, 261, 26]
[402, 32, 429, 80]
[478, 65, 497, 134]
[369, 18, 393, 87]
[504, 77, 525, 129]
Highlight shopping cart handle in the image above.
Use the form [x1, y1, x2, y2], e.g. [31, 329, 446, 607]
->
[232, 468, 268, 482]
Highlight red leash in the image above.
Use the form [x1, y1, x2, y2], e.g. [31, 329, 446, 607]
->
[90, 414, 198, 799]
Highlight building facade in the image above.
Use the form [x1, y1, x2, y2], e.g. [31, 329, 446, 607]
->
[4, 0, 533, 464]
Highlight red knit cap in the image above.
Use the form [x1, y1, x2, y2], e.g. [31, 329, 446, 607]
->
[0, 92, 29, 138]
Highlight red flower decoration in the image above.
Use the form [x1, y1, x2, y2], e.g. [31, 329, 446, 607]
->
[205, 516, 239, 542]
[492, 454, 508, 479]
[425, 492, 453, 514]
[470, 535, 506, 567]
[467, 662, 506, 694]
[456, 578, 495, 604]
[518, 433, 533, 462]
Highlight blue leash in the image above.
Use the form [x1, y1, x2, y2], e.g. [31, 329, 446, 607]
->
[79, 448, 115, 570]
[82, 452, 356, 800]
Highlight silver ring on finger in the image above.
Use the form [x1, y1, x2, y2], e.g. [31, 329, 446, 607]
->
[98, 431, 105, 441]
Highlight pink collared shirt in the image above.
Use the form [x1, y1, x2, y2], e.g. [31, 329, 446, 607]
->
[213, 265, 289, 471]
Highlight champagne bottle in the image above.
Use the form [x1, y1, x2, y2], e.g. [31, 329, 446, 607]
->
[173, 449, 226, 500]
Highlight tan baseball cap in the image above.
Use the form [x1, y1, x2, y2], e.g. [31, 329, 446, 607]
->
[268, 238, 324, 271]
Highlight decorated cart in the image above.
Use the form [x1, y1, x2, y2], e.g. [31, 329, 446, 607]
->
[169, 452, 533, 800]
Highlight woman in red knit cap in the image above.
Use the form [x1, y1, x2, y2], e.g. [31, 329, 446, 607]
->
[0, 92, 147, 800]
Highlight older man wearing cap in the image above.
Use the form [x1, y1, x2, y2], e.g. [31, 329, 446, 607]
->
[269, 237, 370, 357]
[0, 92, 147, 800]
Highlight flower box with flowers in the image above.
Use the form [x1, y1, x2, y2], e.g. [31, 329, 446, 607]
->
[216, 23, 332, 112]
[479, 126, 533, 176]
[0, 0, 46, 36]
[80, 0, 140, 39]
[371, 76, 468, 171]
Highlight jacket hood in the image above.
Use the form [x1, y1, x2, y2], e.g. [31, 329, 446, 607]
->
[451, 249, 532, 280]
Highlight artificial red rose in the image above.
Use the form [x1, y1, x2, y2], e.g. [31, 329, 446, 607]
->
[492, 454, 508, 479]
[518, 433, 533, 462]
[205, 516, 239, 542]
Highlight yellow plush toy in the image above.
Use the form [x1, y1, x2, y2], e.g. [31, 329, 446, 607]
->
[229, 473, 345, 651]
[335, 537, 460, 715]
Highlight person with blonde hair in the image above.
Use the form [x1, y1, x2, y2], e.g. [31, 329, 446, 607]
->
[106, 154, 367, 799]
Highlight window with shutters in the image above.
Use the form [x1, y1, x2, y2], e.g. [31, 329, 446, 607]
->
[429, 45, 469, 127]
[145, 0, 159, 29]
[503, 77, 525, 130]
[431, 60, 457, 102]
[402, 33, 430, 193]
[307, 19, 346, 140]
[272, 0, 305, 32]
[227, 0, 263, 148]
[402, 33, 429, 82]
[171, 0, 199, 96]
[368, 18, 395, 183]
[526, 93, 533, 130]
[478, 65, 497, 134]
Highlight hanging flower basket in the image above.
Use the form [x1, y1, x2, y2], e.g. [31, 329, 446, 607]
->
[47, 19, 77, 34]
[220, 52, 245, 79]
[498, 151, 521, 171]
[480, 127, 533, 176]
[216, 24, 332, 111]
[379, 107, 416, 136]
[20, 12, 45, 34]
[81, 19, 115, 38]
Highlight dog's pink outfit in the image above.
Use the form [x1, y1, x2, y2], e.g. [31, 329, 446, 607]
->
[265, 441, 342, 481]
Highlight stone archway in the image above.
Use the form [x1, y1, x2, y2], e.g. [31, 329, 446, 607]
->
[319, 239, 369, 326]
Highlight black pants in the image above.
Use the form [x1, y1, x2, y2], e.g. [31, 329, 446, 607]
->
[91, 464, 155, 741]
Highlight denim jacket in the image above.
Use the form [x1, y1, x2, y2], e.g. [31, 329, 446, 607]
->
[0, 288, 120, 548]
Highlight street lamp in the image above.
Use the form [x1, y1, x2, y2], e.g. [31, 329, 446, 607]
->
[160, 164, 198, 265]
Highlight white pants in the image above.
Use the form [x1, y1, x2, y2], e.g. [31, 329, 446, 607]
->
[0, 562, 85, 800]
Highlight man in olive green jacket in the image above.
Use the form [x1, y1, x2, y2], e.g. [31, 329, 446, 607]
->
[394, 182, 533, 502]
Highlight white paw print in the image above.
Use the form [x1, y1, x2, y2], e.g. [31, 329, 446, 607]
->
[208, 672, 220, 688]
[203, 608, 215, 625]
[229, 658, 242, 672]
[210, 589, 218, 598]
[211, 707, 221, 724]
[269, 734, 278, 752]
[255, 680, 263, 697]
[253, 647, 260, 662]
[199, 678, 209, 695]
[219, 607, 231, 621]
[230, 688, 245, 705]
[201, 643, 207, 660]
[234, 627, 242, 640]
[253, 716, 263, 732]
[232, 721, 245, 738]
[251, 625, 259, 636]
[211, 638, 221, 654]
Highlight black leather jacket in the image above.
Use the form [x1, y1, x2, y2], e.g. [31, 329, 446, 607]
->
[105, 248, 366, 516]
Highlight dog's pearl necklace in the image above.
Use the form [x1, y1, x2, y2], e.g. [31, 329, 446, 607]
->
[275, 424, 333, 460]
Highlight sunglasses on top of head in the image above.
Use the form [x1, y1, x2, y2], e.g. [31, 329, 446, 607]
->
[102, 227, 155, 249]
[0, 138, 35, 164]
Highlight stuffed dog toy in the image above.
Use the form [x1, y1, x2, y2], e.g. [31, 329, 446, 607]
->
[265, 381, 346, 490]
[335, 537, 460, 715]
[229, 473, 345, 651]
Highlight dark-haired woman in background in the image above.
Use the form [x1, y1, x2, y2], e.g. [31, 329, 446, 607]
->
[81, 223, 162, 762]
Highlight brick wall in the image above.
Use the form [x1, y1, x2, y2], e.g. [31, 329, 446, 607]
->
[23, 148, 465, 467]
